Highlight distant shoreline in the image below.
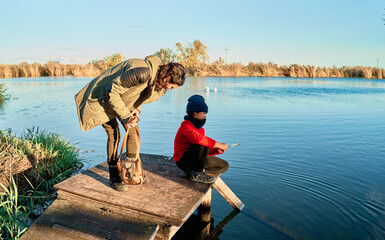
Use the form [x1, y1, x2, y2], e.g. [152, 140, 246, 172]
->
[1, 61, 384, 80]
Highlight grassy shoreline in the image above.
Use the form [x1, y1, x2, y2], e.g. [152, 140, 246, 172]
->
[0, 128, 85, 239]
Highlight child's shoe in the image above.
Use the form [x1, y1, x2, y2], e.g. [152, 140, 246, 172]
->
[190, 170, 216, 184]
[180, 170, 189, 178]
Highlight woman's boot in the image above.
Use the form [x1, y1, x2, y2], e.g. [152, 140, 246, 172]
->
[108, 164, 129, 191]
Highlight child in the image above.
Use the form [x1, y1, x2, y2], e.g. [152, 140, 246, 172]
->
[173, 94, 229, 183]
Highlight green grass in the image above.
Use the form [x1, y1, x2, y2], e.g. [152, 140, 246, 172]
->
[0, 83, 10, 101]
[21, 127, 84, 191]
[0, 127, 85, 239]
[0, 173, 28, 239]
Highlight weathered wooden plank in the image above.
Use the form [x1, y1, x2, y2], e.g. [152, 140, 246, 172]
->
[20, 196, 159, 240]
[213, 177, 245, 211]
[56, 191, 171, 227]
[54, 153, 213, 227]
[51, 224, 106, 240]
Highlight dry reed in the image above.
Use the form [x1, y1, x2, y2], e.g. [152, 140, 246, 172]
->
[0, 61, 105, 79]
[1, 60, 384, 80]
[185, 62, 385, 79]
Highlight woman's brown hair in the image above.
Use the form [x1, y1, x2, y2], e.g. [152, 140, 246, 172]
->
[154, 63, 186, 91]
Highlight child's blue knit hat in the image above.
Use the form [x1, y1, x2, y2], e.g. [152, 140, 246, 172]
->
[186, 94, 208, 113]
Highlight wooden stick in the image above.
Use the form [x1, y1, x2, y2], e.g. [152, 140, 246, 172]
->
[228, 143, 242, 147]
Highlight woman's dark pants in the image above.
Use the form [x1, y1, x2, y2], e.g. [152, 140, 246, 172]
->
[102, 118, 139, 166]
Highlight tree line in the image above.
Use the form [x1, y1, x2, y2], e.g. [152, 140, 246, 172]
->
[0, 41, 384, 79]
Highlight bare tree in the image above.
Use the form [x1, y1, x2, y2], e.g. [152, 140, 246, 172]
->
[382, 9, 385, 24]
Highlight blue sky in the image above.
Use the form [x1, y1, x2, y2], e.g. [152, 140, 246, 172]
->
[1, 0, 384, 67]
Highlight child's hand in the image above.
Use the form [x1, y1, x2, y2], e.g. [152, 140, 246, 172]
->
[215, 142, 228, 152]
[221, 143, 229, 151]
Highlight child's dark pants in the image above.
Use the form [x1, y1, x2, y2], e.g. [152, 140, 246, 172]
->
[176, 144, 229, 174]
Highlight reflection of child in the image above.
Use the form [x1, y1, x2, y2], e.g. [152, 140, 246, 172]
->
[173, 95, 229, 183]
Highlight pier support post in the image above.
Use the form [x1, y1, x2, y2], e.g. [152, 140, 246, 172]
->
[198, 188, 212, 223]
[198, 188, 212, 238]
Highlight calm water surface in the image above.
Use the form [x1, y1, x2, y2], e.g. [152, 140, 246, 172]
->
[1, 76, 384, 239]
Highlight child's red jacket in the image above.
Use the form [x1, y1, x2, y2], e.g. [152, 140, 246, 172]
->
[173, 120, 220, 163]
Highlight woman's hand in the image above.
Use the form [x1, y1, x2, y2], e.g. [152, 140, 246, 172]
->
[125, 109, 140, 128]
[131, 109, 140, 117]
[126, 115, 140, 129]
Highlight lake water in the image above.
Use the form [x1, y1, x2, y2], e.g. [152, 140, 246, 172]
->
[0, 76, 384, 239]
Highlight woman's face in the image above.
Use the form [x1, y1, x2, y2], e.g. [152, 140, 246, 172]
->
[166, 83, 180, 90]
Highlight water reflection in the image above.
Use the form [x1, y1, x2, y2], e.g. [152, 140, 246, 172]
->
[209, 209, 240, 239]
[241, 207, 296, 240]
[172, 209, 241, 240]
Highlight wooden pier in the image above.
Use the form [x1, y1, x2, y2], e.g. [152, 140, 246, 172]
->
[21, 153, 244, 240]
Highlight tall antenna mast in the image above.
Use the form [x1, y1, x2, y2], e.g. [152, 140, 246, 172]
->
[225, 45, 229, 64]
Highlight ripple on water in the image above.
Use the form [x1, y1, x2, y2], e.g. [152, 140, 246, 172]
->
[18, 108, 29, 112]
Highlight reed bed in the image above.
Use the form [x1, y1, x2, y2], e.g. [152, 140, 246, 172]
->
[0, 128, 85, 239]
[185, 62, 385, 79]
[0, 62, 104, 79]
[0, 53, 123, 79]
[1, 58, 384, 80]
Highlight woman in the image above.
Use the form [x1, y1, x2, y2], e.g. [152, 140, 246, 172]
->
[75, 55, 186, 191]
